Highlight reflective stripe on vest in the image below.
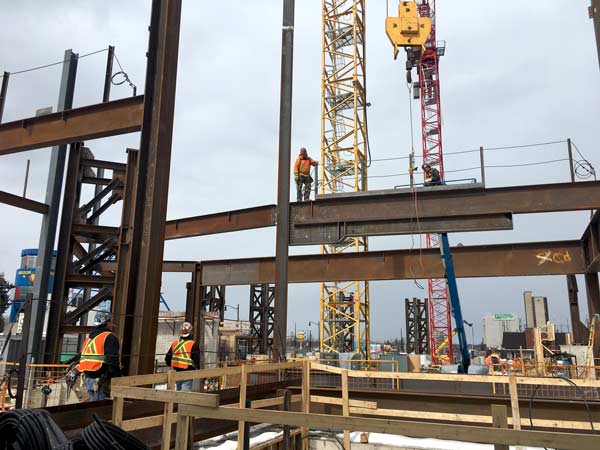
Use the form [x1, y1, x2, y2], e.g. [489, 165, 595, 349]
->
[77, 331, 111, 372]
[170, 339, 195, 369]
[295, 158, 312, 176]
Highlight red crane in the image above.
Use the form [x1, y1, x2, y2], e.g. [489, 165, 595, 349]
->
[416, 0, 451, 364]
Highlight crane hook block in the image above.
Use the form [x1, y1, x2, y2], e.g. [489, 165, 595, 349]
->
[385, 1, 432, 59]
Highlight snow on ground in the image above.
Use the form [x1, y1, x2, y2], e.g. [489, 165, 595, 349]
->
[195, 431, 281, 450]
[347, 432, 551, 450]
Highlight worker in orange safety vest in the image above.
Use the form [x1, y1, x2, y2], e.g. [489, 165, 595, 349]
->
[76, 310, 121, 401]
[165, 322, 200, 391]
[294, 147, 318, 202]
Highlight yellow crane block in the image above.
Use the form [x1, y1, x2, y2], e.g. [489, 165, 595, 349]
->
[385, 1, 432, 59]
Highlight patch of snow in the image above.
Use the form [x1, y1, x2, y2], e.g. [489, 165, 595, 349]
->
[347, 432, 551, 450]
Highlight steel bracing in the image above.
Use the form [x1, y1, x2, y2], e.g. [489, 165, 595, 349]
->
[320, 0, 370, 356]
[417, 0, 452, 364]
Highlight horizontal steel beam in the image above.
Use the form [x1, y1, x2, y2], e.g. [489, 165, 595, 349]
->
[199, 240, 585, 285]
[0, 95, 143, 156]
[294, 181, 600, 225]
[290, 213, 513, 246]
[165, 182, 600, 240]
[165, 205, 276, 240]
[0, 190, 48, 214]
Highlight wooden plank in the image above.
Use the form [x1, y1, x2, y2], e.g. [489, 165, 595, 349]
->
[349, 406, 600, 431]
[171, 365, 242, 381]
[111, 396, 124, 427]
[341, 370, 350, 450]
[245, 361, 303, 374]
[308, 361, 600, 388]
[121, 415, 164, 432]
[237, 364, 248, 450]
[508, 374, 521, 431]
[250, 394, 302, 409]
[311, 395, 378, 410]
[492, 405, 509, 450]
[178, 404, 600, 450]
[110, 386, 219, 407]
[175, 412, 190, 450]
[112, 372, 169, 387]
[301, 360, 310, 450]
[162, 371, 175, 450]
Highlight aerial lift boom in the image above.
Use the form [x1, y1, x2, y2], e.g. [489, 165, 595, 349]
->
[440, 233, 470, 373]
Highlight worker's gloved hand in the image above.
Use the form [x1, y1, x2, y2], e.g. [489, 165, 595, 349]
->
[294, 177, 299, 183]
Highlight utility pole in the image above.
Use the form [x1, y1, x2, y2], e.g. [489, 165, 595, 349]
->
[591, 0, 600, 69]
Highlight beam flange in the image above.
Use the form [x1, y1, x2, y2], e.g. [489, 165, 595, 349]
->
[0, 190, 48, 214]
[199, 240, 585, 285]
[165, 205, 276, 240]
[0, 95, 143, 156]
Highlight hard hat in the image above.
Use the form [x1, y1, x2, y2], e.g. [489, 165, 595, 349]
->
[94, 310, 112, 326]
[180, 322, 193, 337]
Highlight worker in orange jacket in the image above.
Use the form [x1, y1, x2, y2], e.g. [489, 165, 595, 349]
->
[76, 310, 121, 401]
[165, 322, 201, 391]
[294, 147, 318, 202]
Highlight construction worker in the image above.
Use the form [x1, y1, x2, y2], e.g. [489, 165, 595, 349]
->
[294, 147, 318, 202]
[422, 163, 442, 186]
[484, 350, 501, 373]
[76, 310, 121, 401]
[165, 322, 200, 391]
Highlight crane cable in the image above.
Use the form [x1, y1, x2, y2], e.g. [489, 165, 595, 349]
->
[406, 79, 425, 290]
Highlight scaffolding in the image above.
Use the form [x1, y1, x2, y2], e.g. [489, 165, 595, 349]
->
[320, 0, 370, 357]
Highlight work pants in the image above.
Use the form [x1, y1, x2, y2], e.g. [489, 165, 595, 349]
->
[296, 176, 312, 201]
[84, 375, 109, 401]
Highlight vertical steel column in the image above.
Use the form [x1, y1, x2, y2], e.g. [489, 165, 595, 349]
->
[586, 272, 600, 317]
[567, 274, 587, 343]
[27, 50, 78, 365]
[273, 0, 296, 362]
[44, 142, 83, 362]
[567, 138, 575, 183]
[120, 0, 182, 375]
[0, 72, 9, 123]
[103, 45, 115, 103]
[591, 0, 600, 69]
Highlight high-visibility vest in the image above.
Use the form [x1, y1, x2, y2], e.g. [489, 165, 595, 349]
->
[170, 339, 196, 369]
[294, 157, 313, 177]
[77, 331, 112, 372]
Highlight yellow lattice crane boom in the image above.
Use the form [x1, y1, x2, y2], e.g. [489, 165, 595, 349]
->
[320, 0, 370, 357]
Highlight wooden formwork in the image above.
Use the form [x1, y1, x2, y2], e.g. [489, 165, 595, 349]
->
[111, 361, 600, 450]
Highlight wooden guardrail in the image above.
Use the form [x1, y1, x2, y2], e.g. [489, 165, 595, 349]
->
[112, 360, 600, 450]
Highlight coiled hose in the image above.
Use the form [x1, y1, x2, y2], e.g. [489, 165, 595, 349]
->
[81, 415, 149, 450]
[0, 409, 149, 450]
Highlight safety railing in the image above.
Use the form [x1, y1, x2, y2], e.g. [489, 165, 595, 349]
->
[111, 360, 304, 450]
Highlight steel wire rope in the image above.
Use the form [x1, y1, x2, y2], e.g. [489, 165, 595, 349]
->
[111, 52, 137, 96]
[1, 48, 109, 76]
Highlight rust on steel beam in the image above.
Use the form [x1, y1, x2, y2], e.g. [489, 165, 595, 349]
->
[294, 181, 600, 225]
[0, 190, 48, 214]
[0, 95, 143, 156]
[165, 205, 276, 240]
[120, 0, 182, 376]
[199, 240, 585, 286]
[164, 182, 600, 240]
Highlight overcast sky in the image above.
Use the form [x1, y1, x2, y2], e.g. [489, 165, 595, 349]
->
[1, 1, 599, 343]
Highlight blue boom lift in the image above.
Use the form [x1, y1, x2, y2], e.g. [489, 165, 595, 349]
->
[439, 233, 471, 373]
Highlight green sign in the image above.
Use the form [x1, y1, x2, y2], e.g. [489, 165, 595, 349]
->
[494, 314, 514, 319]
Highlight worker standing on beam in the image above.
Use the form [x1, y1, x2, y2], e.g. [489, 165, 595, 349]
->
[165, 322, 200, 391]
[76, 311, 121, 401]
[422, 163, 442, 186]
[294, 147, 318, 202]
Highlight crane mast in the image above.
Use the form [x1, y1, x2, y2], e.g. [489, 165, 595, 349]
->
[320, 0, 370, 357]
[416, 0, 451, 364]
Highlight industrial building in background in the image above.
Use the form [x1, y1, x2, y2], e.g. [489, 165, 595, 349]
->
[524, 291, 550, 329]
[482, 313, 520, 349]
